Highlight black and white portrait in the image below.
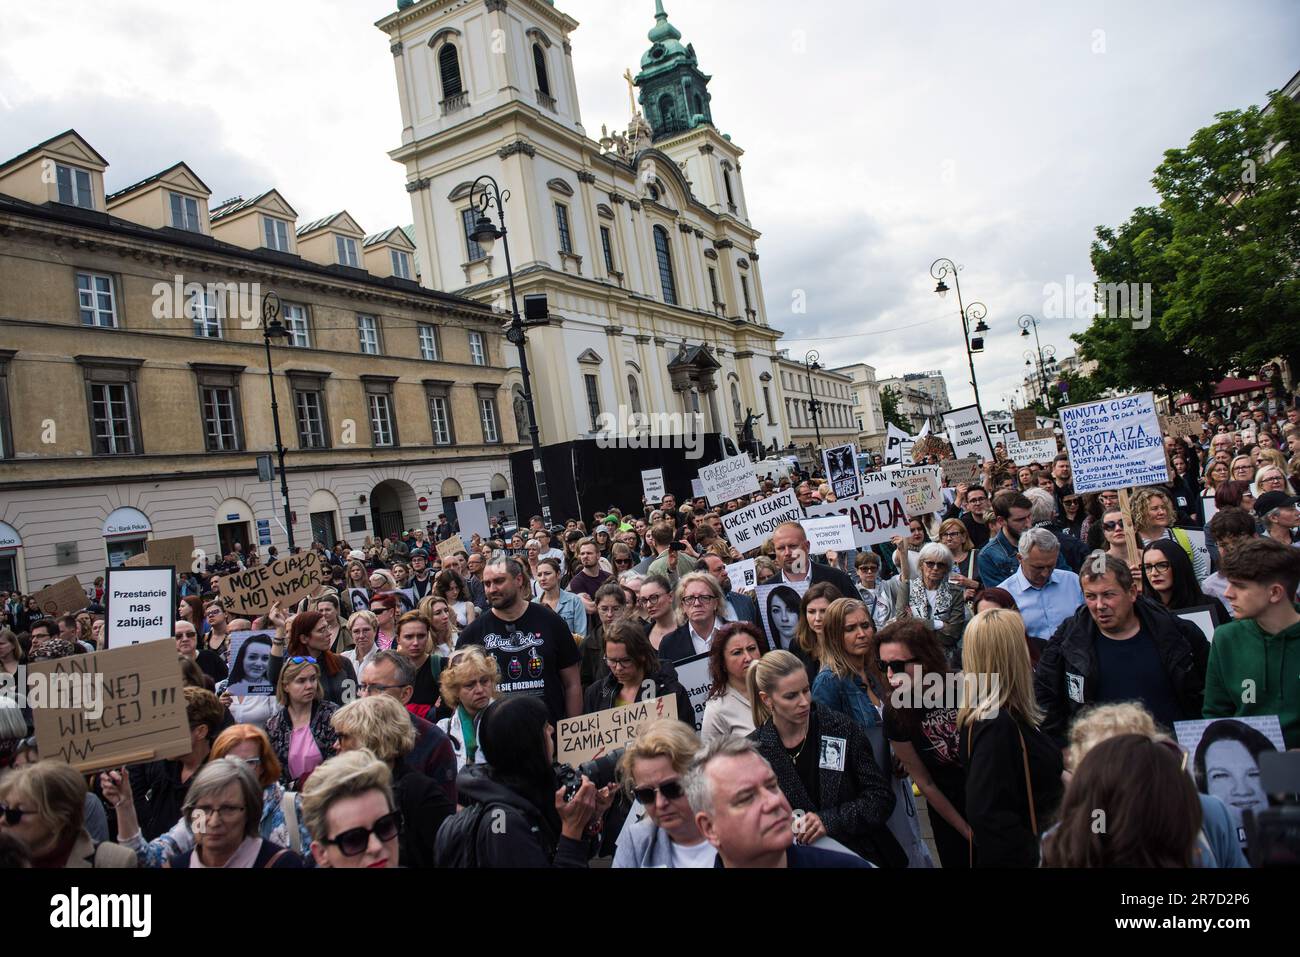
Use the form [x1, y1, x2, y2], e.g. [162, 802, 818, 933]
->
[226, 631, 276, 696]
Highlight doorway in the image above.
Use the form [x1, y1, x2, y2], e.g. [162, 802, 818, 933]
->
[217, 521, 251, 558]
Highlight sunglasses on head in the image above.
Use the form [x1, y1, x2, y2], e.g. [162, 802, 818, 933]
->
[288, 656, 318, 665]
[323, 809, 403, 857]
[632, 780, 686, 805]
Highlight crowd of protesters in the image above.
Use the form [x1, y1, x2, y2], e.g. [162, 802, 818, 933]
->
[1, 384, 1298, 870]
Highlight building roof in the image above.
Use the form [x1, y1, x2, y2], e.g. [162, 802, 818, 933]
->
[0, 128, 108, 173]
[105, 162, 211, 203]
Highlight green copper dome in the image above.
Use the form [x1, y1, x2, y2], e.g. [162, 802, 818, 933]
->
[641, 1, 692, 69]
[634, 1, 714, 140]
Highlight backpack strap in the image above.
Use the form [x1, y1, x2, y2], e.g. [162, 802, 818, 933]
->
[262, 847, 292, 868]
[281, 790, 301, 854]
[965, 718, 1039, 867]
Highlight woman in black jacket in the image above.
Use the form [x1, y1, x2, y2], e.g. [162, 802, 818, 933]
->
[433, 696, 617, 867]
[582, 619, 692, 719]
[958, 609, 1064, 867]
[746, 650, 904, 867]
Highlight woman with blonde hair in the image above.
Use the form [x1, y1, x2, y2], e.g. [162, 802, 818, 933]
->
[746, 650, 903, 866]
[613, 719, 713, 868]
[266, 656, 339, 789]
[658, 570, 728, 664]
[417, 595, 457, 656]
[0, 761, 136, 868]
[1130, 486, 1206, 581]
[436, 647, 499, 768]
[957, 609, 1063, 867]
[1254, 463, 1289, 496]
[302, 750, 402, 869]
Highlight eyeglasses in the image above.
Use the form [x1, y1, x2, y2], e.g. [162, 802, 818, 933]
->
[881, 658, 919, 674]
[638, 594, 665, 605]
[921, 561, 949, 570]
[0, 803, 31, 825]
[939, 531, 962, 538]
[604, 656, 634, 669]
[192, 804, 246, 820]
[358, 681, 408, 694]
[632, 780, 686, 805]
[288, 656, 318, 665]
[1102, 521, 1124, 532]
[1142, 561, 1172, 574]
[681, 595, 716, 606]
[323, 809, 403, 857]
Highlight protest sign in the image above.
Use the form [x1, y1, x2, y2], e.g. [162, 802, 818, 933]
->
[756, 578, 811, 653]
[1060, 392, 1167, 494]
[1022, 427, 1056, 441]
[217, 550, 324, 618]
[32, 576, 88, 617]
[803, 515, 856, 553]
[1005, 437, 1059, 465]
[225, 631, 276, 695]
[28, 641, 191, 773]
[720, 489, 802, 554]
[1181, 528, 1212, 579]
[1201, 494, 1218, 524]
[690, 478, 705, 499]
[724, 558, 758, 593]
[882, 464, 943, 515]
[1160, 414, 1206, 440]
[1175, 605, 1217, 643]
[105, 566, 175, 649]
[146, 535, 196, 573]
[942, 456, 982, 488]
[911, 435, 952, 463]
[822, 443, 861, 499]
[436, 535, 467, 560]
[453, 498, 490, 543]
[123, 553, 151, 568]
[556, 695, 679, 766]
[942, 405, 993, 462]
[803, 488, 911, 549]
[884, 424, 910, 466]
[1173, 715, 1285, 853]
[698, 453, 760, 505]
[641, 468, 666, 504]
[673, 653, 711, 732]
[1014, 409, 1038, 437]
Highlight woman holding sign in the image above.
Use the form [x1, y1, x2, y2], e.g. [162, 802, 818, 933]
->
[582, 619, 691, 719]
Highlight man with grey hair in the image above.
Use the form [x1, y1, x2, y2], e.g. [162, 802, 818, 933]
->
[360, 650, 458, 803]
[1023, 486, 1088, 570]
[686, 737, 868, 869]
[996, 527, 1084, 641]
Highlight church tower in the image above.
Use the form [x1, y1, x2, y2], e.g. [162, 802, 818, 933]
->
[634, 2, 713, 141]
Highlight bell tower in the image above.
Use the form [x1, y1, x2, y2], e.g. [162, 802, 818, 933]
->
[634, 2, 714, 142]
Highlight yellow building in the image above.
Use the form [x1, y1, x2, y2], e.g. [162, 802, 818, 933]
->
[0, 130, 520, 593]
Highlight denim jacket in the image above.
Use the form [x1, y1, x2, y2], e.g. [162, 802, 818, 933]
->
[812, 668, 884, 734]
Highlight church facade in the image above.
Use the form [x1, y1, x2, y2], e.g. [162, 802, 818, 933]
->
[376, 0, 790, 454]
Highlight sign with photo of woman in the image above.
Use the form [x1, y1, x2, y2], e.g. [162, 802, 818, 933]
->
[1174, 715, 1285, 853]
[225, 631, 276, 696]
[755, 577, 811, 652]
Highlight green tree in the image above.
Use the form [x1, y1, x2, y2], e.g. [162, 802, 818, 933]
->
[879, 386, 911, 432]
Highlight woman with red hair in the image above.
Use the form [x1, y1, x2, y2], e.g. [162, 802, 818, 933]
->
[266, 603, 357, 705]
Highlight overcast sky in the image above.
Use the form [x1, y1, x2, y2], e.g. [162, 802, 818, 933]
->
[2, 0, 1296, 413]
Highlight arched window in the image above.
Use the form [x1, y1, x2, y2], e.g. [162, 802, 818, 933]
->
[658, 94, 675, 126]
[731, 383, 742, 423]
[533, 44, 551, 96]
[722, 168, 735, 208]
[693, 93, 704, 116]
[653, 226, 677, 305]
[438, 45, 463, 99]
[628, 374, 643, 415]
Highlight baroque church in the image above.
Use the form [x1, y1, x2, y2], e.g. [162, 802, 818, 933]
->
[377, 0, 790, 454]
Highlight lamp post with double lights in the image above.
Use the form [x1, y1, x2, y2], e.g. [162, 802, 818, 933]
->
[803, 350, 824, 449]
[1018, 315, 1060, 413]
[467, 174, 552, 526]
[261, 291, 295, 551]
[930, 258, 990, 439]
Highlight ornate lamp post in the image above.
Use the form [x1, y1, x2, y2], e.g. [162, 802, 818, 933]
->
[1019, 315, 1059, 412]
[803, 350, 823, 448]
[261, 291, 294, 551]
[930, 258, 990, 438]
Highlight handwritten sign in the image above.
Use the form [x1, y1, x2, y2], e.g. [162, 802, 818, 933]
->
[724, 558, 758, 593]
[942, 456, 982, 488]
[690, 478, 706, 499]
[217, 550, 324, 617]
[803, 489, 911, 549]
[123, 553, 151, 568]
[911, 435, 952, 463]
[556, 695, 679, 766]
[641, 468, 666, 504]
[1022, 427, 1055, 441]
[147, 535, 196, 573]
[1161, 414, 1206, 440]
[673, 653, 711, 732]
[720, 489, 802, 555]
[1004, 437, 1059, 465]
[1014, 409, 1038, 437]
[436, 535, 467, 560]
[803, 515, 856, 553]
[105, 566, 175, 649]
[1060, 392, 1167, 494]
[942, 405, 993, 462]
[698, 453, 760, 506]
[882, 465, 943, 515]
[28, 641, 191, 773]
[32, 576, 88, 617]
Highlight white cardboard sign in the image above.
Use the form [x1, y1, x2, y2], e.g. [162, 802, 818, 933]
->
[720, 489, 802, 554]
[698, 453, 760, 506]
[803, 515, 856, 553]
[802, 489, 911, 549]
[105, 566, 176, 649]
[724, 558, 758, 593]
[1004, 437, 1059, 465]
[641, 468, 666, 504]
[942, 405, 993, 462]
[1060, 392, 1167, 494]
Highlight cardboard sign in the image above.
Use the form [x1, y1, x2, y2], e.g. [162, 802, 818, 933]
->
[28, 641, 191, 773]
[1161, 414, 1206, 440]
[1014, 409, 1038, 437]
[1060, 392, 1167, 494]
[641, 468, 666, 504]
[673, 652, 711, 732]
[1181, 527, 1212, 578]
[217, 550, 324, 618]
[454, 499, 491, 543]
[911, 435, 952, 463]
[942, 405, 993, 462]
[803, 515, 856, 553]
[1022, 427, 1056, 441]
[690, 478, 706, 499]
[699, 453, 760, 506]
[1005, 437, 1059, 465]
[105, 566, 175, 649]
[942, 456, 982, 488]
[724, 558, 758, 593]
[123, 553, 151, 568]
[147, 535, 196, 574]
[822, 443, 861, 499]
[720, 489, 802, 555]
[882, 464, 943, 515]
[556, 695, 679, 766]
[436, 535, 467, 560]
[884, 423, 911, 466]
[32, 576, 88, 617]
[803, 489, 911, 549]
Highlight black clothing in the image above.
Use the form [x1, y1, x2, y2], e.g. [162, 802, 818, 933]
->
[392, 758, 455, 868]
[456, 602, 581, 725]
[194, 649, 227, 685]
[129, 759, 198, 841]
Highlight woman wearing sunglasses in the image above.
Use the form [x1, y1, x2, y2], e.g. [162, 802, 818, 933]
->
[896, 543, 969, 670]
[1098, 506, 1133, 566]
[0, 761, 136, 868]
[1140, 540, 1229, 627]
[266, 656, 339, 790]
[304, 750, 403, 869]
[612, 719, 714, 868]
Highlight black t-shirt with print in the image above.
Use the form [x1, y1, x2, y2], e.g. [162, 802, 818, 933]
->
[884, 705, 965, 805]
[456, 602, 581, 724]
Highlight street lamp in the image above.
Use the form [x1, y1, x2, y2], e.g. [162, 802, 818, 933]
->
[803, 350, 823, 448]
[930, 258, 990, 436]
[467, 174, 552, 526]
[1018, 315, 1059, 412]
[261, 291, 295, 551]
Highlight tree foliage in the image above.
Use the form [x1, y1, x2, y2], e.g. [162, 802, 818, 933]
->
[879, 386, 911, 432]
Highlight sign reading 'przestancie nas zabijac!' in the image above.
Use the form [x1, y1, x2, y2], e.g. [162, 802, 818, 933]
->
[217, 551, 324, 617]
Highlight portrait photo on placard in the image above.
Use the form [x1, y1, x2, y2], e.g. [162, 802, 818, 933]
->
[1174, 715, 1285, 852]
[225, 631, 277, 696]
[755, 577, 810, 653]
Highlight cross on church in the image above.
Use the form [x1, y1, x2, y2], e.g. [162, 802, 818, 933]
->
[623, 68, 639, 117]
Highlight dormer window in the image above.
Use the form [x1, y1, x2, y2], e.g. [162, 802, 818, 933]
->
[169, 192, 202, 232]
[263, 216, 291, 252]
[336, 235, 359, 268]
[391, 250, 413, 280]
[56, 164, 94, 209]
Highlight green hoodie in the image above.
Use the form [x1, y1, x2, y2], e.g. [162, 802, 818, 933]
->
[1203, 615, 1300, 748]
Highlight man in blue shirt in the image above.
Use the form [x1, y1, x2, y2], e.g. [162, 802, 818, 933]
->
[998, 527, 1084, 640]
[979, 490, 1069, 587]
